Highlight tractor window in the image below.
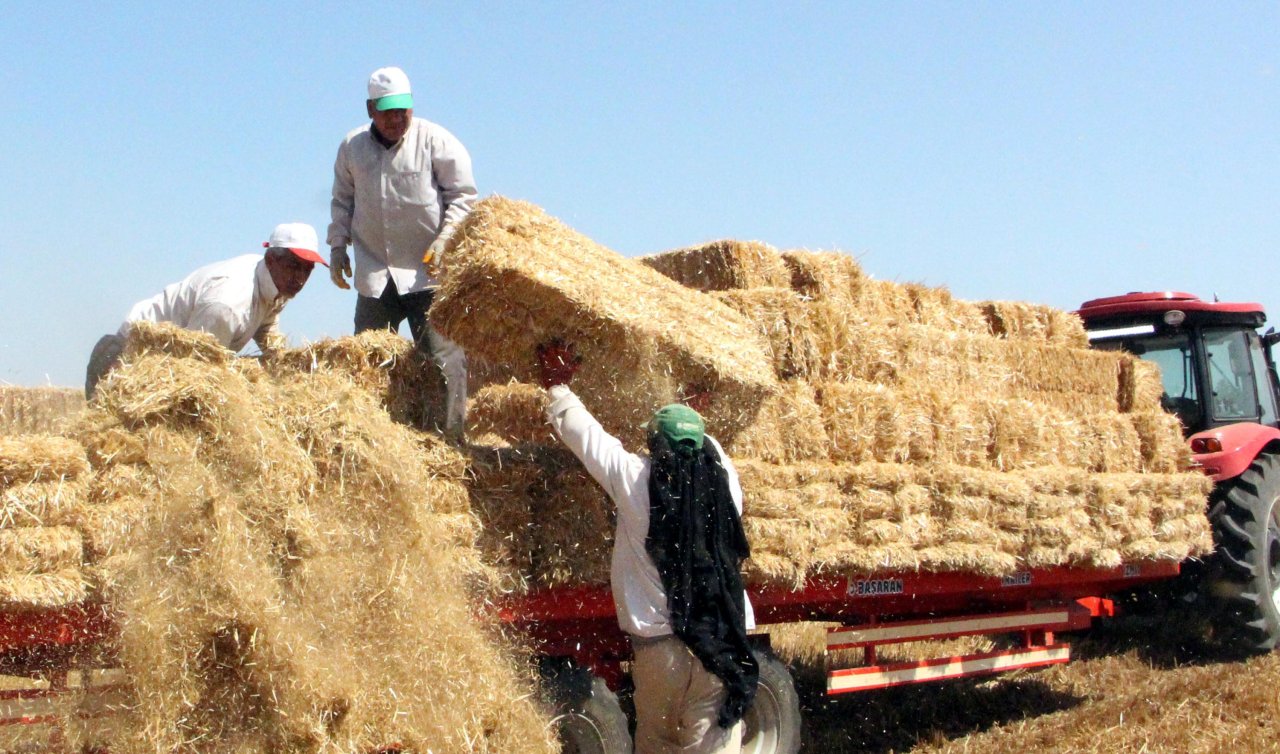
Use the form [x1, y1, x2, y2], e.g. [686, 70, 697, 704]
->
[1247, 332, 1279, 426]
[1093, 333, 1199, 427]
[1203, 329, 1261, 421]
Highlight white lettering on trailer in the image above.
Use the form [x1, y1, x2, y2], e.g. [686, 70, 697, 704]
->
[1001, 572, 1032, 587]
[848, 578, 905, 597]
[1123, 564, 1141, 578]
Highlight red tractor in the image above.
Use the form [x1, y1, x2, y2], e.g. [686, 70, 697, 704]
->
[1079, 292, 1280, 652]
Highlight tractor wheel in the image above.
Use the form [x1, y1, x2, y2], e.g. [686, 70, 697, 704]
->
[1206, 452, 1280, 653]
[741, 649, 801, 754]
[540, 660, 632, 754]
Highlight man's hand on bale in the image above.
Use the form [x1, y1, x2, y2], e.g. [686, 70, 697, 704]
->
[537, 339, 582, 389]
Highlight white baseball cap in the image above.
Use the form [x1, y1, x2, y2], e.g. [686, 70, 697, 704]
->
[368, 66, 414, 111]
[264, 222, 327, 266]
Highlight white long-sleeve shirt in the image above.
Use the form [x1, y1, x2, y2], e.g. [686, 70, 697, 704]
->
[545, 385, 756, 638]
[119, 254, 285, 353]
[327, 117, 477, 298]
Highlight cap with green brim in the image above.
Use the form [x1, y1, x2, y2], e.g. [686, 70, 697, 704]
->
[374, 93, 414, 111]
[648, 404, 706, 450]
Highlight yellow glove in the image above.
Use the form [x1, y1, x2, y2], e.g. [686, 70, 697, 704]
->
[423, 235, 450, 278]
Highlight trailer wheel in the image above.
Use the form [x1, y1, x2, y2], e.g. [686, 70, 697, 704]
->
[1207, 452, 1280, 653]
[741, 649, 801, 754]
[540, 660, 632, 754]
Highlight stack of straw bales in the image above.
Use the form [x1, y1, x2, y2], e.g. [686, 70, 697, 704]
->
[64, 322, 555, 754]
[0, 386, 85, 435]
[0, 436, 89, 607]
[440, 198, 1211, 591]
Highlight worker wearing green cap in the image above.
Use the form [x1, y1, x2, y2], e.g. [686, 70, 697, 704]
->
[327, 65, 477, 442]
[538, 341, 757, 754]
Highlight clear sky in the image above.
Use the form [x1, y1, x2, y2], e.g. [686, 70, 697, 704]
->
[2, 2, 1276, 387]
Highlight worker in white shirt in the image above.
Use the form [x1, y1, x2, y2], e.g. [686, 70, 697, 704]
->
[85, 222, 326, 399]
[536, 341, 758, 754]
[327, 65, 477, 443]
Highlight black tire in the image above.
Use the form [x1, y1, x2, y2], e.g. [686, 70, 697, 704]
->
[741, 649, 801, 754]
[1206, 452, 1280, 653]
[540, 659, 632, 754]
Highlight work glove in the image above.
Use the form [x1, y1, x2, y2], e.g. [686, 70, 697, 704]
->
[536, 339, 582, 389]
[330, 246, 352, 290]
[422, 228, 455, 278]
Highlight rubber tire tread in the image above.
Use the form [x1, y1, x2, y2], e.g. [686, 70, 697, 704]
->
[742, 649, 802, 754]
[1207, 452, 1280, 653]
[558, 675, 632, 754]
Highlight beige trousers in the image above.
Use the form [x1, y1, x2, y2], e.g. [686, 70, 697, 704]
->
[631, 635, 743, 754]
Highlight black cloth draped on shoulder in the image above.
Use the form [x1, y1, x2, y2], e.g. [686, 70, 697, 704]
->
[645, 433, 758, 728]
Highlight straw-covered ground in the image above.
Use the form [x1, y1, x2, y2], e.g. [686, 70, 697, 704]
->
[771, 613, 1280, 753]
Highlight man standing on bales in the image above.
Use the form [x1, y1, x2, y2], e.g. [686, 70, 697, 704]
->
[537, 341, 758, 754]
[327, 65, 477, 443]
[85, 222, 326, 398]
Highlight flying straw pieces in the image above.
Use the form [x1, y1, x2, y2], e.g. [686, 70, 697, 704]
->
[432, 197, 779, 445]
[0, 386, 85, 436]
[640, 239, 793, 291]
[67, 324, 556, 753]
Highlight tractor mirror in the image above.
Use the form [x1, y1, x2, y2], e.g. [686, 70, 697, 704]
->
[1264, 328, 1280, 349]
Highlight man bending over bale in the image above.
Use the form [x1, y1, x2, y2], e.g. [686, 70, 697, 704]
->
[538, 340, 758, 754]
[85, 222, 325, 398]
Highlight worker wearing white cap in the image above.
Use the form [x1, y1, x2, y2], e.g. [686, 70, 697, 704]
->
[327, 65, 477, 442]
[85, 223, 326, 398]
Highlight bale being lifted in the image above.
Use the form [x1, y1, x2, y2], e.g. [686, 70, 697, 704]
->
[431, 197, 779, 446]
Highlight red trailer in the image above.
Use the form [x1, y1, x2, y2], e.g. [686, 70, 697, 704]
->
[498, 560, 1180, 754]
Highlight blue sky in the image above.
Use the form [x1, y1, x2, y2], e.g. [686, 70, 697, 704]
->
[2, 2, 1276, 387]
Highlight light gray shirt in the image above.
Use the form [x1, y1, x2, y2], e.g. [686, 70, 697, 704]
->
[327, 117, 477, 297]
[120, 254, 285, 353]
[545, 384, 756, 638]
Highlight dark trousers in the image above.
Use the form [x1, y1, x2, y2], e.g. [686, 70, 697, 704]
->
[354, 280, 468, 438]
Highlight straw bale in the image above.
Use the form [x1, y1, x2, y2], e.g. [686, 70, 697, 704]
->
[893, 324, 1017, 393]
[270, 330, 444, 432]
[0, 478, 86, 527]
[1129, 411, 1190, 473]
[77, 349, 555, 753]
[1118, 356, 1166, 413]
[0, 568, 88, 608]
[641, 239, 792, 291]
[854, 279, 916, 324]
[780, 249, 865, 305]
[468, 382, 553, 445]
[1080, 412, 1143, 473]
[73, 410, 149, 467]
[529, 458, 614, 589]
[817, 381, 933, 464]
[431, 197, 778, 446]
[1002, 339, 1122, 412]
[0, 386, 85, 436]
[726, 380, 831, 463]
[712, 288, 825, 380]
[980, 301, 1086, 345]
[0, 435, 89, 485]
[121, 320, 232, 364]
[901, 283, 989, 332]
[465, 446, 543, 594]
[0, 526, 83, 575]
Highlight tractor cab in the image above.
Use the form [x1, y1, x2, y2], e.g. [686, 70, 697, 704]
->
[1078, 292, 1280, 436]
